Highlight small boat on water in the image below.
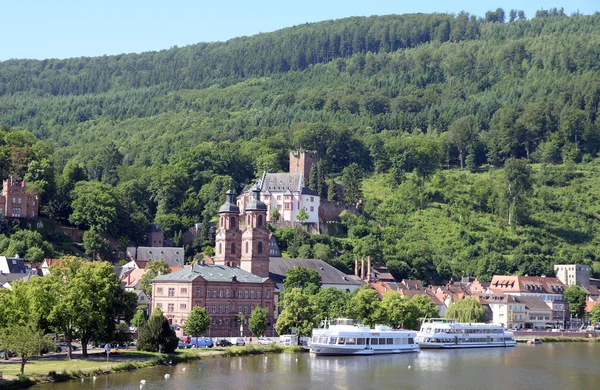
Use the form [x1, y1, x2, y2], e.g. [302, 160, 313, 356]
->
[416, 318, 516, 349]
[527, 338, 543, 344]
[310, 318, 419, 356]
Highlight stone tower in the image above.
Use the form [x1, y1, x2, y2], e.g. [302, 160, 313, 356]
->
[289, 150, 318, 184]
[240, 187, 270, 277]
[213, 189, 242, 267]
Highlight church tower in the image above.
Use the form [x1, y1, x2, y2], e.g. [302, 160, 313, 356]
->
[240, 186, 270, 277]
[213, 189, 242, 267]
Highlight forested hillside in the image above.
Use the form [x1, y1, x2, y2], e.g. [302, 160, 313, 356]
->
[0, 8, 599, 283]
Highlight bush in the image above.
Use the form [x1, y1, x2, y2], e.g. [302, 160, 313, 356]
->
[136, 308, 178, 353]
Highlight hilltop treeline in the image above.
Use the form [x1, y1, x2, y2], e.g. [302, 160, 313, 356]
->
[0, 9, 600, 282]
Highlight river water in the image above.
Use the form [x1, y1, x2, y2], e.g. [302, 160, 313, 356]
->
[35, 343, 600, 390]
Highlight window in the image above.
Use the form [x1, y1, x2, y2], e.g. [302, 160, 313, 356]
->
[180, 288, 187, 294]
[257, 215, 263, 227]
[12, 208, 21, 217]
[310, 206, 314, 212]
[219, 304, 223, 313]
[168, 288, 175, 297]
[231, 243, 236, 254]
[168, 303, 174, 313]
[18, 198, 21, 204]
[238, 305, 242, 313]
[206, 288, 210, 297]
[219, 243, 222, 254]
[213, 289, 217, 298]
[225, 305, 229, 313]
[196, 288, 201, 297]
[258, 242, 263, 254]
[219, 289, 223, 298]
[257, 290, 261, 299]
[231, 217, 236, 229]
[266, 290, 270, 299]
[250, 290, 255, 299]
[157, 288, 163, 295]
[226, 289, 230, 298]
[180, 303, 187, 310]
[243, 305, 248, 314]
[246, 241, 249, 253]
[238, 289, 243, 298]
[220, 216, 224, 228]
[206, 305, 210, 312]
[284, 203, 291, 210]
[213, 304, 217, 314]
[310, 196, 314, 202]
[284, 195, 292, 200]
[157, 303, 163, 309]
[245, 289, 249, 298]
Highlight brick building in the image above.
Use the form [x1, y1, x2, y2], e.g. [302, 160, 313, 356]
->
[152, 187, 277, 337]
[0, 178, 38, 219]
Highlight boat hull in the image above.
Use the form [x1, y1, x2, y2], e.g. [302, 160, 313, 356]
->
[418, 342, 516, 349]
[310, 344, 419, 355]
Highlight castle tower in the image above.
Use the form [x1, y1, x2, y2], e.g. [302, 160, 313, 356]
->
[240, 187, 270, 277]
[289, 150, 318, 184]
[213, 189, 242, 267]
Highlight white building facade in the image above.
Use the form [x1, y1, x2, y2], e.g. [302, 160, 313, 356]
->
[238, 172, 320, 224]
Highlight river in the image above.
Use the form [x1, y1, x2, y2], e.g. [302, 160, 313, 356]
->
[35, 343, 600, 390]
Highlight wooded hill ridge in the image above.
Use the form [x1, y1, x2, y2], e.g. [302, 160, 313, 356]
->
[0, 8, 600, 284]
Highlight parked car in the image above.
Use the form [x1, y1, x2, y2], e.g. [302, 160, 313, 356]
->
[178, 341, 192, 349]
[189, 337, 213, 348]
[258, 337, 275, 345]
[56, 342, 78, 352]
[232, 338, 245, 346]
[216, 339, 233, 347]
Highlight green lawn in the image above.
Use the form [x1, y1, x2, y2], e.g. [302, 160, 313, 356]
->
[0, 350, 199, 379]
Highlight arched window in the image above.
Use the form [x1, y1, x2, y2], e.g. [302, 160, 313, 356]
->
[257, 215, 263, 227]
[245, 241, 249, 254]
[218, 243, 222, 254]
[247, 215, 251, 225]
[220, 217, 224, 228]
[258, 241, 263, 254]
[231, 243, 236, 254]
[231, 217, 236, 229]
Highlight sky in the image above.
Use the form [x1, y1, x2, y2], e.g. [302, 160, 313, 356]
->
[1, 1, 598, 61]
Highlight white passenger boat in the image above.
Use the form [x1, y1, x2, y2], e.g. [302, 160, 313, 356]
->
[310, 318, 419, 355]
[416, 318, 516, 349]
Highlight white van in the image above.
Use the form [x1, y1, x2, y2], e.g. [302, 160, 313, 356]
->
[231, 337, 245, 346]
[279, 335, 297, 347]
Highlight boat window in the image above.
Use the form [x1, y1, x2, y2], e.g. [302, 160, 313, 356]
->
[386, 338, 393, 345]
[329, 337, 337, 344]
[357, 338, 365, 345]
[408, 337, 414, 344]
[337, 338, 345, 345]
[371, 338, 379, 345]
[346, 338, 356, 345]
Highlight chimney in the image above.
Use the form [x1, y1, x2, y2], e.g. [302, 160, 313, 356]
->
[360, 257, 365, 280]
[354, 257, 358, 276]
[367, 256, 371, 283]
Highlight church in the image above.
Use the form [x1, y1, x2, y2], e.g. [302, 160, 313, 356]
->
[152, 187, 276, 338]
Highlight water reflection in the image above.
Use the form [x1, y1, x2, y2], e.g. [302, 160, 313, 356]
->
[34, 344, 600, 390]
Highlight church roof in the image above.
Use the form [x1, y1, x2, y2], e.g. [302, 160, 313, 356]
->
[246, 186, 267, 211]
[268, 257, 364, 290]
[153, 264, 270, 284]
[219, 189, 240, 213]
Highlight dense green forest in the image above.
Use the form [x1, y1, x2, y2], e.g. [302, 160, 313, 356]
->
[1, 8, 600, 283]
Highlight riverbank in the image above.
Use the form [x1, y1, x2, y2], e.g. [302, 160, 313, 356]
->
[0, 345, 301, 389]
